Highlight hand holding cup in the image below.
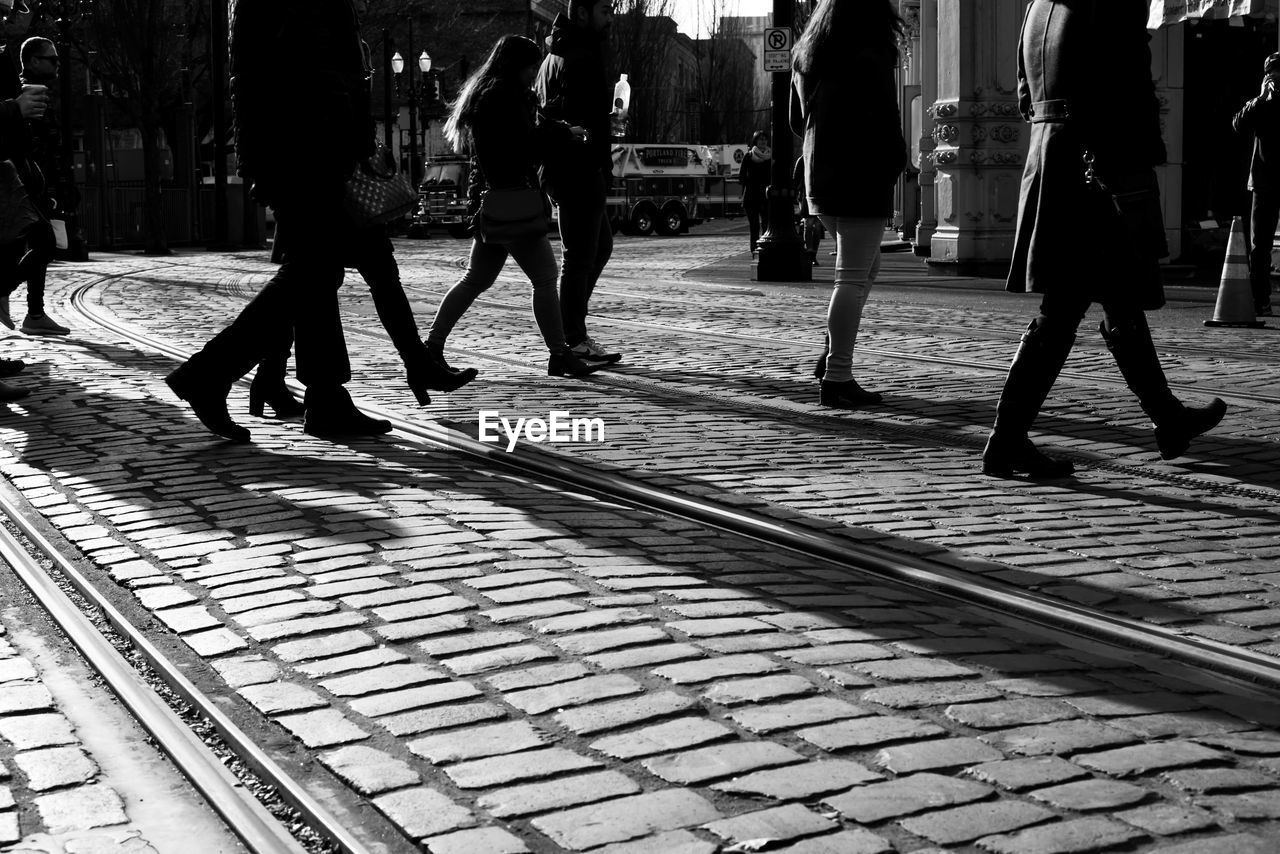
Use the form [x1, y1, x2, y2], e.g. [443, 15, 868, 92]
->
[17, 83, 46, 118]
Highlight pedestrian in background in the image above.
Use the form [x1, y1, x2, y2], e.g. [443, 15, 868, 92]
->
[984, 0, 1225, 478]
[1232, 51, 1280, 318]
[166, 0, 390, 442]
[0, 13, 67, 337]
[536, 0, 623, 365]
[738, 130, 771, 257]
[791, 0, 906, 408]
[426, 35, 604, 379]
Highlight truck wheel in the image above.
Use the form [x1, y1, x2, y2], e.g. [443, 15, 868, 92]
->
[631, 205, 656, 236]
[656, 204, 686, 236]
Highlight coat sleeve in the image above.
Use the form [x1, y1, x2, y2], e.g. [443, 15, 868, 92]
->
[1234, 97, 1265, 135]
[789, 76, 806, 138]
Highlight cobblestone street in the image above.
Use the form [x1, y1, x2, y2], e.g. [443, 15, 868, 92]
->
[0, 229, 1275, 852]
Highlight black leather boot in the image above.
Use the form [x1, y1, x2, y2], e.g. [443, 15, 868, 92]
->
[814, 333, 829, 380]
[166, 363, 250, 443]
[303, 386, 391, 438]
[408, 341, 478, 399]
[1098, 318, 1226, 460]
[548, 348, 606, 377]
[982, 319, 1076, 478]
[249, 356, 304, 419]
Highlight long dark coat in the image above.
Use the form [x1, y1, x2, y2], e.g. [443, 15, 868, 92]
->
[1007, 0, 1168, 308]
[789, 43, 905, 218]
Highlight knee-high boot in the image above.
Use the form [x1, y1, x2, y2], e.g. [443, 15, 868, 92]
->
[1098, 318, 1226, 460]
[982, 320, 1077, 478]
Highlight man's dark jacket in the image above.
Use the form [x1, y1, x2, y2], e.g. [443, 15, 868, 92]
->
[1234, 88, 1280, 193]
[229, 0, 371, 205]
[534, 13, 613, 195]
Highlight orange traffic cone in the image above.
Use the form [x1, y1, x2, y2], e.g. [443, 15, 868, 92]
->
[1205, 216, 1266, 328]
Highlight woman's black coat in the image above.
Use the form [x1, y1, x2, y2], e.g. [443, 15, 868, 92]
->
[1007, 0, 1168, 308]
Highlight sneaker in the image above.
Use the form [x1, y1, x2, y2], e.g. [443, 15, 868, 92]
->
[570, 336, 622, 364]
[0, 357, 24, 377]
[20, 313, 70, 335]
[0, 294, 11, 330]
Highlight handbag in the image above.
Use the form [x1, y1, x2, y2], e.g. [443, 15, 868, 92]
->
[475, 187, 549, 244]
[1083, 152, 1169, 260]
[343, 144, 417, 227]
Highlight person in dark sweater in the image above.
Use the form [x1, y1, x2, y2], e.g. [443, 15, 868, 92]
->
[791, 0, 906, 408]
[1233, 52, 1280, 317]
[535, 0, 622, 365]
[738, 130, 771, 256]
[425, 35, 603, 379]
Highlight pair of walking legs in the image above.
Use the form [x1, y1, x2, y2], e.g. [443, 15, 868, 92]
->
[984, 290, 1227, 477]
[426, 235, 602, 378]
[0, 220, 68, 335]
[167, 185, 388, 442]
[556, 175, 617, 359]
[815, 216, 883, 407]
[251, 225, 476, 416]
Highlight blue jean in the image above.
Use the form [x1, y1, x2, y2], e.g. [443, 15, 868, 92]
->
[818, 216, 883, 383]
[427, 235, 566, 351]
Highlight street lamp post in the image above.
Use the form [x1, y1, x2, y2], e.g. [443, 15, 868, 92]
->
[392, 20, 432, 189]
[755, 0, 810, 282]
[47, 0, 88, 259]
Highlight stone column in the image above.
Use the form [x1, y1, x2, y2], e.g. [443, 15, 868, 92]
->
[927, 0, 1026, 274]
[914, 0, 939, 254]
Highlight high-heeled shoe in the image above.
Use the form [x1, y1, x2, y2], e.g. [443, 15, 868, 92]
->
[548, 349, 606, 377]
[404, 343, 478, 404]
[819, 378, 882, 408]
[302, 386, 392, 438]
[165, 369, 250, 443]
[248, 374, 305, 419]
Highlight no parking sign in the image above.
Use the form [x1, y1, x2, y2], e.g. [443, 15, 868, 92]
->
[763, 27, 792, 73]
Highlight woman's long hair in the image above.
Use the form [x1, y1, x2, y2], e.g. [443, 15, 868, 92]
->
[793, 0, 903, 74]
[443, 35, 542, 153]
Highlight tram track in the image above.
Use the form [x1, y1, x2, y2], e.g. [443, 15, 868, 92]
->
[66, 274, 1280, 714]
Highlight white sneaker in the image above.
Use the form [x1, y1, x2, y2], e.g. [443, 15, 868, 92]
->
[570, 336, 622, 363]
[21, 313, 70, 335]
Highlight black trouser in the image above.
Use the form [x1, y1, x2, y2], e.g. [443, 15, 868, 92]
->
[745, 196, 769, 252]
[1249, 188, 1279, 309]
[1035, 288, 1146, 341]
[185, 182, 350, 390]
[0, 219, 54, 315]
[554, 172, 613, 346]
[260, 224, 422, 379]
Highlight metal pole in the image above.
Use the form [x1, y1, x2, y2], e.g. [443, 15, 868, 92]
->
[210, 0, 229, 247]
[406, 17, 419, 189]
[55, 14, 86, 259]
[755, 0, 810, 282]
[382, 30, 393, 151]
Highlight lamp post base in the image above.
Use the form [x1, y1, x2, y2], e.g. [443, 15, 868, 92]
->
[755, 236, 813, 283]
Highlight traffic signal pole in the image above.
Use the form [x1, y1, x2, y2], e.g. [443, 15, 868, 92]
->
[755, 0, 810, 283]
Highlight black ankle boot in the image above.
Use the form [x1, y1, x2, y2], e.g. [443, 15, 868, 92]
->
[819, 378, 882, 407]
[1098, 319, 1227, 460]
[166, 367, 250, 443]
[248, 371, 304, 419]
[814, 333, 829, 379]
[1153, 399, 1227, 460]
[982, 435, 1074, 478]
[549, 349, 605, 377]
[408, 342, 478, 400]
[303, 386, 391, 438]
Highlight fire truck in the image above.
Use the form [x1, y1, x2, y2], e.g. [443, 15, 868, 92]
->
[607, 144, 706, 236]
[411, 155, 472, 238]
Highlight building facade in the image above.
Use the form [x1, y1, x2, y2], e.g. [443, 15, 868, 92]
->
[900, 0, 1279, 272]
